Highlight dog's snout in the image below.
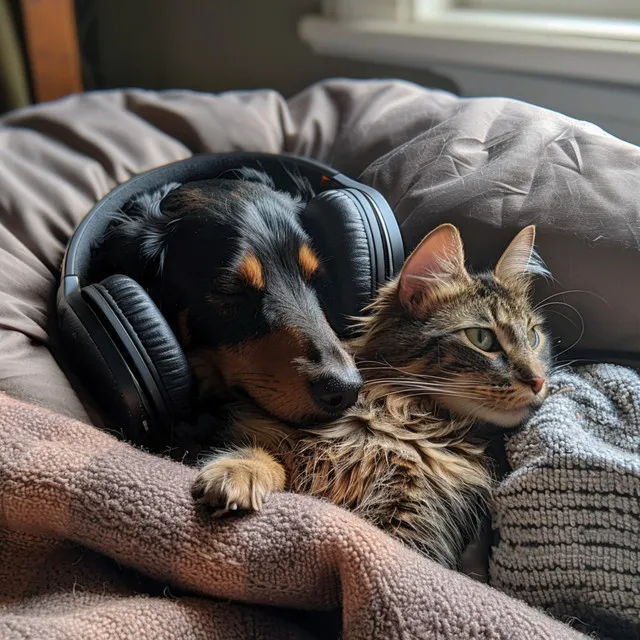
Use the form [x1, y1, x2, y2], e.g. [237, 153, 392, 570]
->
[310, 370, 363, 413]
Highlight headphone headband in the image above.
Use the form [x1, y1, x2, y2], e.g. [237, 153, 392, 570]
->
[61, 152, 403, 297]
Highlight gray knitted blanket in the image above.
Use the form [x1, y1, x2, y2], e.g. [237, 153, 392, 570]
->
[490, 364, 640, 640]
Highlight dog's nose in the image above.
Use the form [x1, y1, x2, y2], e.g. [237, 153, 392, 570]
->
[310, 371, 363, 413]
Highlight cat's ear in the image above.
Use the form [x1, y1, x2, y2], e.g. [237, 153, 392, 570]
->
[398, 224, 466, 309]
[494, 225, 537, 281]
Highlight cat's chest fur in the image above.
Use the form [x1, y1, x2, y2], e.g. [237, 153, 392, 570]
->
[236, 395, 492, 569]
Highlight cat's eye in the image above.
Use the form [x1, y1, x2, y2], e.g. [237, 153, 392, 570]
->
[464, 328, 501, 352]
[528, 326, 541, 349]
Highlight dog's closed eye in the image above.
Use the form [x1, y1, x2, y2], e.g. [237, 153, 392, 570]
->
[206, 255, 265, 307]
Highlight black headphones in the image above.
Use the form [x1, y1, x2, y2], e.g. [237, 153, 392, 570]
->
[57, 152, 404, 448]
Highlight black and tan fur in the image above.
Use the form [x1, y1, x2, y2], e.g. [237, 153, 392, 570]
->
[192, 224, 552, 569]
[90, 168, 363, 427]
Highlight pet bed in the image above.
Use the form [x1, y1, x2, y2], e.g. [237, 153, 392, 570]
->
[1, 78, 639, 639]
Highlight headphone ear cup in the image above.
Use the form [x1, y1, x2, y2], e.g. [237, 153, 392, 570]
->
[300, 190, 375, 336]
[57, 290, 152, 436]
[85, 275, 193, 428]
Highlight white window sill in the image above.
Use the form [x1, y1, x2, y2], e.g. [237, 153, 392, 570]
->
[298, 11, 640, 85]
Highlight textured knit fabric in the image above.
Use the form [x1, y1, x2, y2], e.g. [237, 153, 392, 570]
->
[0, 391, 586, 639]
[490, 364, 640, 640]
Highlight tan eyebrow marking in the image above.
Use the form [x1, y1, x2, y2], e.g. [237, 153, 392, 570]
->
[238, 253, 265, 290]
[298, 244, 320, 280]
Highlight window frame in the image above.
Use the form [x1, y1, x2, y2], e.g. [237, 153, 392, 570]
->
[460, 0, 640, 21]
[324, 0, 640, 22]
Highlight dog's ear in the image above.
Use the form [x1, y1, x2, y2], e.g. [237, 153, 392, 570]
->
[89, 182, 181, 285]
[233, 167, 276, 189]
[234, 166, 315, 201]
[283, 166, 315, 202]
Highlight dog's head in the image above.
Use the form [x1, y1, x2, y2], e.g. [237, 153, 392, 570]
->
[97, 168, 363, 425]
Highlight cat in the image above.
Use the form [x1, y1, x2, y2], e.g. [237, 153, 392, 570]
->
[191, 223, 552, 569]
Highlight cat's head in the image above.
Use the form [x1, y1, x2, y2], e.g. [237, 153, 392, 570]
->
[354, 224, 552, 428]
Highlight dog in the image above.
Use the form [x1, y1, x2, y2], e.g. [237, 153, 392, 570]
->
[90, 167, 363, 437]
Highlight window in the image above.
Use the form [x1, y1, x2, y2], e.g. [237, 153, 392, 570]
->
[306, 0, 640, 145]
[459, 0, 640, 20]
[306, 0, 640, 86]
[323, 0, 640, 22]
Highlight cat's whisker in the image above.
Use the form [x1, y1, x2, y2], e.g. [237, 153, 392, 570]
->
[361, 358, 463, 379]
[535, 301, 584, 336]
[360, 370, 473, 384]
[542, 309, 581, 332]
[534, 300, 582, 319]
[370, 384, 486, 398]
[360, 372, 483, 387]
[397, 391, 488, 405]
[364, 380, 480, 394]
[362, 377, 483, 390]
[535, 300, 580, 310]
[462, 403, 492, 423]
[387, 377, 499, 391]
[385, 388, 483, 402]
[533, 288, 609, 311]
[358, 364, 479, 387]
[551, 359, 579, 372]
[549, 357, 591, 376]
[366, 381, 488, 400]
[554, 311, 586, 359]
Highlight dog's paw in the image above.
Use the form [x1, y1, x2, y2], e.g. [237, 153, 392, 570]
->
[191, 448, 286, 517]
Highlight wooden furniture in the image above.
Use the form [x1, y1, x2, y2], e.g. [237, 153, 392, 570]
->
[19, 0, 83, 103]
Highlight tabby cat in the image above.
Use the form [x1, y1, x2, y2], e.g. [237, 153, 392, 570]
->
[192, 223, 552, 568]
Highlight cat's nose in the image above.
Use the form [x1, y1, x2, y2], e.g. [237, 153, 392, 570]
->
[310, 370, 363, 413]
[524, 376, 545, 395]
